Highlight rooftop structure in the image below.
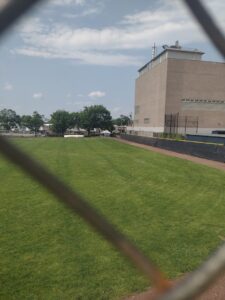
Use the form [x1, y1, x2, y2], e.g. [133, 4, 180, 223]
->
[128, 42, 225, 136]
[138, 41, 204, 76]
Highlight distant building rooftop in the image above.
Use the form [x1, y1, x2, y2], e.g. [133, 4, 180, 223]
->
[138, 41, 205, 73]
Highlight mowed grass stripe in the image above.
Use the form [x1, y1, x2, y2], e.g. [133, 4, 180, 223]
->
[0, 137, 225, 299]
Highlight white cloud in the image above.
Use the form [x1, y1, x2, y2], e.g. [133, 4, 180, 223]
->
[3, 82, 13, 91]
[33, 92, 44, 99]
[17, 20, 196, 52]
[88, 91, 106, 98]
[13, 0, 225, 66]
[50, 0, 85, 6]
[18, 17, 46, 34]
[14, 47, 142, 66]
[63, 7, 101, 19]
[122, 9, 177, 25]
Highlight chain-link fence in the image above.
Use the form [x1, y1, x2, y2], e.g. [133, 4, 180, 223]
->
[0, 1, 225, 299]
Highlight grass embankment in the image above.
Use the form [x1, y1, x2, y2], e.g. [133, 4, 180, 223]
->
[1, 138, 225, 299]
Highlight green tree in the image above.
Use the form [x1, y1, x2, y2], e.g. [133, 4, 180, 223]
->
[80, 105, 113, 135]
[0, 108, 20, 130]
[21, 111, 44, 135]
[21, 115, 32, 129]
[69, 112, 81, 130]
[50, 110, 70, 135]
[113, 114, 132, 126]
[32, 111, 44, 134]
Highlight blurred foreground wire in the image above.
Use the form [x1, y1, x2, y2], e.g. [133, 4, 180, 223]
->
[0, 0, 225, 299]
[0, 0, 44, 36]
[184, 0, 225, 59]
[159, 242, 225, 300]
[0, 135, 171, 294]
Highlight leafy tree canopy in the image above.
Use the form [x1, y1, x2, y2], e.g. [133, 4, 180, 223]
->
[69, 112, 81, 129]
[113, 114, 132, 126]
[50, 110, 71, 135]
[21, 111, 44, 133]
[80, 105, 113, 133]
[0, 108, 20, 130]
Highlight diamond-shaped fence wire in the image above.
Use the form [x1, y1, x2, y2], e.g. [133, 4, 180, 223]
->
[0, 1, 225, 299]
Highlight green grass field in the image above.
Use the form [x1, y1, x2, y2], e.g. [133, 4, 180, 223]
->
[1, 137, 225, 299]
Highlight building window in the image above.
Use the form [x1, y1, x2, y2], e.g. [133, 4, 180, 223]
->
[144, 118, 150, 124]
[181, 98, 225, 104]
[135, 105, 140, 115]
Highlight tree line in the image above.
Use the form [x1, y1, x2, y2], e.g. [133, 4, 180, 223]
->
[0, 106, 132, 135]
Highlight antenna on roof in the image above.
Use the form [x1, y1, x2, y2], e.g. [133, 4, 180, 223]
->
[170, 41, 182, 49]
[152, 43, 157, 59]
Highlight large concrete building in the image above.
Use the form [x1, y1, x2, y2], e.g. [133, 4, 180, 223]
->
[128, 42, 225, 136]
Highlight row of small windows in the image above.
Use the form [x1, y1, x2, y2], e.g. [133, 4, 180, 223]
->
[181, 98, 225, 104]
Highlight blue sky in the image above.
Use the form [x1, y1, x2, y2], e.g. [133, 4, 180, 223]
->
[0, 0, 224, 119]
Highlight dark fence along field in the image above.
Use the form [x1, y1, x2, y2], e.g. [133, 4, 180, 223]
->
[121, 134, 225, 163]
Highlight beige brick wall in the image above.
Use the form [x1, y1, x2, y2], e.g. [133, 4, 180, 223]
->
[166, 59, 225, 130]
[133, 57, 225, 134]
[134, 60, 167, 130]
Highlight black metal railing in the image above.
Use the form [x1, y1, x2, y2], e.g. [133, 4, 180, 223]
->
[164, 114, 199, 135]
